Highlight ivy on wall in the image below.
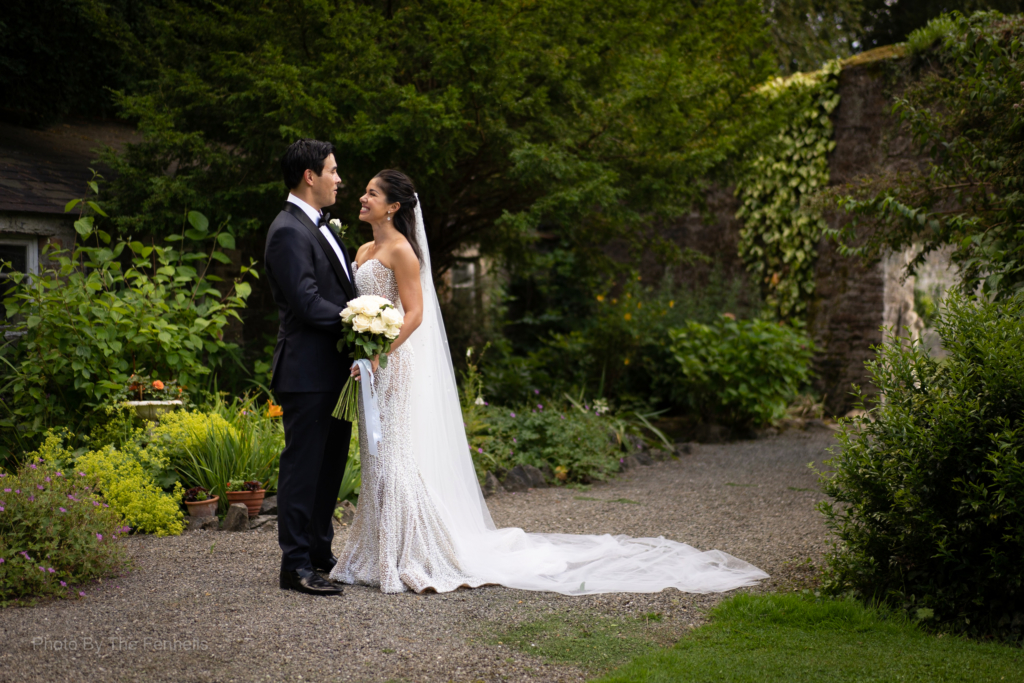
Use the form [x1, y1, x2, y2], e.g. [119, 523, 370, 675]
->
[736, 60, 841, 320]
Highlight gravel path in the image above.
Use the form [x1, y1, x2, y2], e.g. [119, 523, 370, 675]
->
[0, 428, 838, 683]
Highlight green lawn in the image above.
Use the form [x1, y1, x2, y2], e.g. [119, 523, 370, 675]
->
[595, 593, 1023, 683]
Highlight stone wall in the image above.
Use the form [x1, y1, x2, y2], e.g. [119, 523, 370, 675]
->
[647, 47, 935, 416]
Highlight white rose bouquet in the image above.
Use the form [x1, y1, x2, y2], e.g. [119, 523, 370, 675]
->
[332, 295, 404, 421]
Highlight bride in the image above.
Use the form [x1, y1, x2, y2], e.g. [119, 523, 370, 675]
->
[329, 169, 768, 595]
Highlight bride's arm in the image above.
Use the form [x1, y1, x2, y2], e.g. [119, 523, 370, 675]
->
[386, 244, 423, 355]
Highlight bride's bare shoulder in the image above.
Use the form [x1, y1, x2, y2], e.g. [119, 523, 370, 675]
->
[354, 241, 374, 263]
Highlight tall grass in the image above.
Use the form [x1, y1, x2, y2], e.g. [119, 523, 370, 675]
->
[178, 393, 283, 513]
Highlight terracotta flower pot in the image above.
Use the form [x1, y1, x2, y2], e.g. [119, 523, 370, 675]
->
[184, 495, 219, 517]
[226, 489, 266, 518]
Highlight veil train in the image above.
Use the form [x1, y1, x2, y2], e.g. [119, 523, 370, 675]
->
[404, 197, 768, 594]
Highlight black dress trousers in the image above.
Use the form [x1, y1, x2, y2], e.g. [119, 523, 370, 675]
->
[275, 391, 351, 572]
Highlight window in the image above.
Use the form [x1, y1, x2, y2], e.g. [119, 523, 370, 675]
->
[0, 237, 39, 324]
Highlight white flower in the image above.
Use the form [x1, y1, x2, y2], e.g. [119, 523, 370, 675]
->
[369, 317, 386, 335]
[329, 218, 343, 232]
[474, 396, 486, 406]
[351, 314, 372, 333]
[380, 307, 403, 327]
[348, 295, 389, 317]
[384, 324, 401, 340]
[340, 307, 355, 323]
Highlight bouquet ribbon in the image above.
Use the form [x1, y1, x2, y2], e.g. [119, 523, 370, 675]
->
[352, 358, 383, 456]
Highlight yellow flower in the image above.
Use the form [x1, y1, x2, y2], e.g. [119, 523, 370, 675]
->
[637, 302, 642, 309]
[669, 300, 675, 308]
[266, 401, 283, 418]
[624, 358, 631, 365]
[596, 295, 605, 302]
[611, 298, 618, 304]
[624, 313, 632, 321]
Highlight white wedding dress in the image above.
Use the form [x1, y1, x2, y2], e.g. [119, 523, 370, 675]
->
[329, 202, 769, 595]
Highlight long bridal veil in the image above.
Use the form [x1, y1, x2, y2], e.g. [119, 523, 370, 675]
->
[405, 198, 768, 594]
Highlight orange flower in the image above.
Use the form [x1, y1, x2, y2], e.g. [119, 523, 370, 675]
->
[152, 380, 165, 390]
[266, 401, 283, 418]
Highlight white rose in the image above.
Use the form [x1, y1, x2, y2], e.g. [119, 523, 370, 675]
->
[384, 324, 401, 340]
[369, 317, 386, 335]
[352, 314, 372, 333]
[380, 307, 403, 327]
[340, 307, 355, 323]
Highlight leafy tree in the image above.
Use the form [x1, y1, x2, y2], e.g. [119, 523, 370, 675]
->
[832, 11, 1024, 299]
[0, 0, 151, 125]
[102, 0, 779, 279]
[859, 0, 1022, 48]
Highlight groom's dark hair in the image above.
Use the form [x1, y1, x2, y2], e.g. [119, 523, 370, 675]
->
[281, 139, 336, 190]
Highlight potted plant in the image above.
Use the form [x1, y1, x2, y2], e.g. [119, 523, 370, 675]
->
[183, 486, 219, 517]
[225, 478, 266, 518]
[125, 374, 184, 422]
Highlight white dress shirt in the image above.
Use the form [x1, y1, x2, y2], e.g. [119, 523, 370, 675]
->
[286, 193, 352, 283]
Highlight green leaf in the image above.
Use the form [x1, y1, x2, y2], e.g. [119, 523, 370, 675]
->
[187, 211, 209, 233]
[64, 198, 81, 213]
[86, 201, 108, 217]
[216, 232, 236, 249]
[74, 217, 94, 237]
[26, 315, 41, 328]
[209, 250, 232, 264]
[234, 282, 252, 298]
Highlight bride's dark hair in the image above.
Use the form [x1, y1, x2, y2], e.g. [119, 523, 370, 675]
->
[374, 169, 422, 263]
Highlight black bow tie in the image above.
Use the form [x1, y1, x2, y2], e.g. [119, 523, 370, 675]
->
[318, 212, 331, 228]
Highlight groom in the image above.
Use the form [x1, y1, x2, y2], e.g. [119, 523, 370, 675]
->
[265, 139, 355, 596]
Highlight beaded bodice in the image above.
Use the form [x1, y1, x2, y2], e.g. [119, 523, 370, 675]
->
[352, 259, 404, 315]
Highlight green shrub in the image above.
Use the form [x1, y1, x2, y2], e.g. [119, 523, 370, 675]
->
[0, 203, 254, 460]
[476, 401, 619, 484]
[0, 441, 130, 604]
[482, 270, 759, 409]
[818, 293, 1024, 638]
[74, 443, 185, 537]
[668, 315, 813, 427]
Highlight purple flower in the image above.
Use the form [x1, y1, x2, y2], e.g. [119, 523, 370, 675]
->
[29, 464, 36, 470]
[0, 473, 4, 477]
[534, 389, 540, 395]
[510, 412, 516, 418]
[37, 484, 44, 490]
[122, 526, 131, 533]
[103, 503, 109, 508]
[537, 404, 543, 410]
[484, 401, 489, 406]
[47, 567, 55, 573]
[512, 438, 517, 443]
[27, 495, 34, 502]
[93, 501, 100, 507]
[477, 448, 483, 454]
[78, 472, 86, 477]
[59, 507, 66, 512]
[60, 581, 66, 587]
[0, 506, 4, 512]
[96, 533, 103, 541]
[3, 489, 9, 493]
[56, 472, 63, 477]
[45, 477, 51, 482]
[14, 489, 20, 494]
[79, 592, 85, 597]
[0, 558, 4, 564]
[39, 566, 45, 571]
[561, 415, 566, 419]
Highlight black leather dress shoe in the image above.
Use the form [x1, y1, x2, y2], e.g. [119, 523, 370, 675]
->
[279, 568, 343, 596]
[311, 554, 338, 573]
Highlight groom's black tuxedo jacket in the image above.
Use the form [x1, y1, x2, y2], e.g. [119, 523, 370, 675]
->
[264, 202, 356, 393]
